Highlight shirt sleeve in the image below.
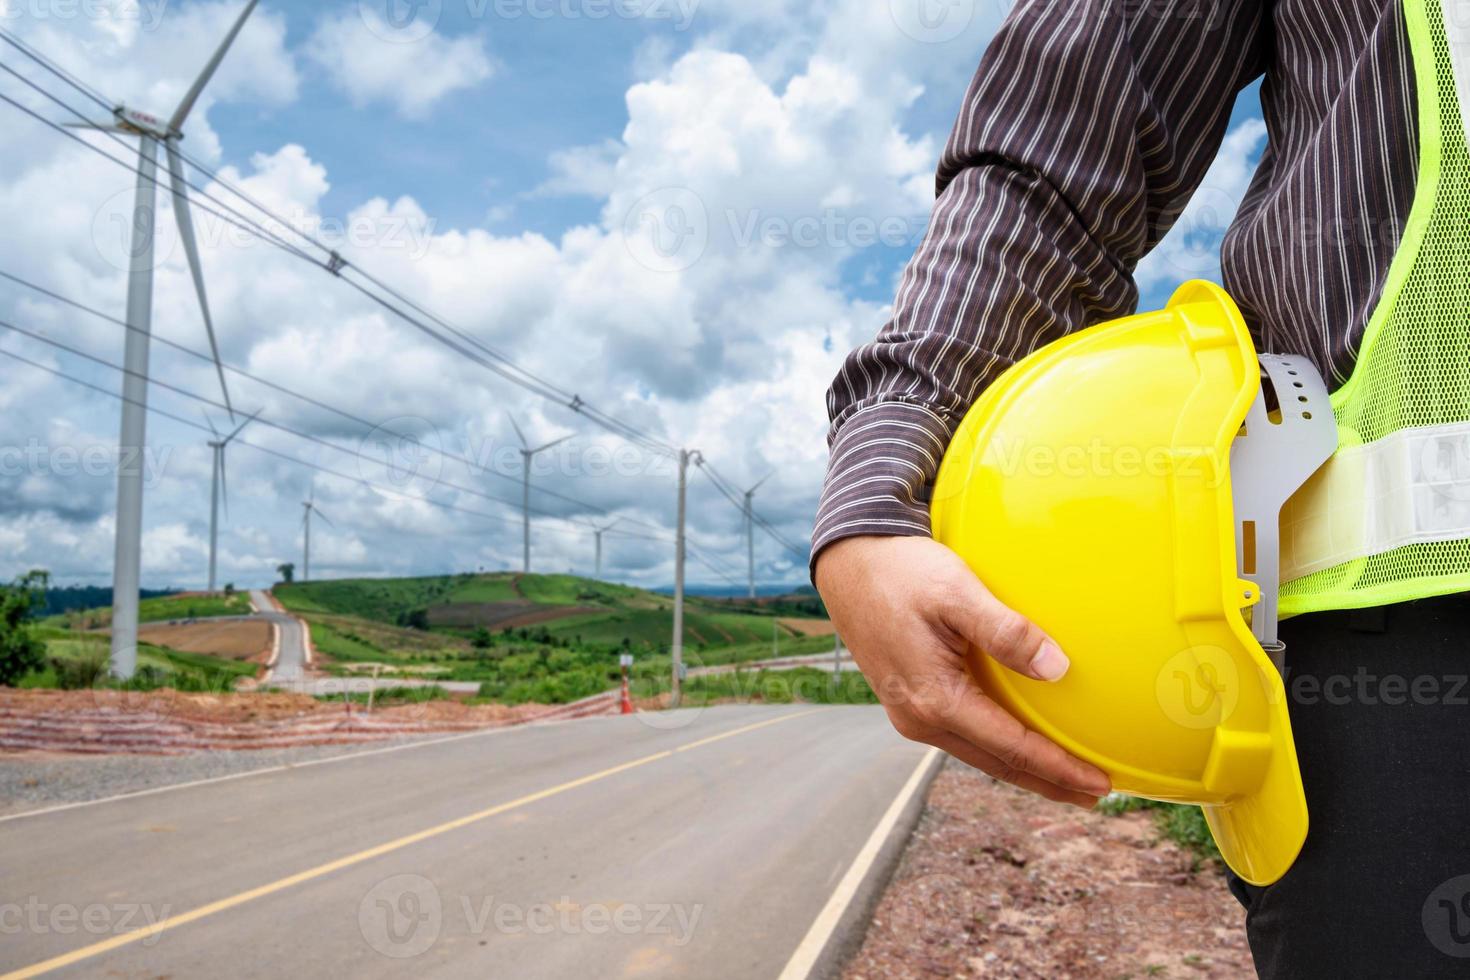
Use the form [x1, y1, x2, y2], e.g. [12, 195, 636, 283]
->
[811, 0, 1270, 569]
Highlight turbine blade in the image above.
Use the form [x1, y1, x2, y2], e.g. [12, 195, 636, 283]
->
[168, 0, 260, 132]
[314, 507, 335, 529]
[749, 471, 774, 495]
[166, 143, 234, 421]
[509, 416, 528, 449]
[534, 434, 574, 455]
[202, 410, 221, 438]
[225, 407, 261, 443]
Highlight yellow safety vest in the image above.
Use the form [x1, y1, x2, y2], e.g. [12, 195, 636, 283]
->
[1279, 0, 1470, 615]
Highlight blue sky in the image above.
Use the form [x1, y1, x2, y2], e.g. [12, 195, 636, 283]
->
[0, 0, 1269, 590]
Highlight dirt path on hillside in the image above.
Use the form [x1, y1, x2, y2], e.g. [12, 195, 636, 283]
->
[844, 763, 1254, 979]
[138, 620, 272, 660]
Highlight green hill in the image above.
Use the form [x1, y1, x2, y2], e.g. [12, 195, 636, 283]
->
[43, 591, 254, 629]
[272, 572, 807, 655]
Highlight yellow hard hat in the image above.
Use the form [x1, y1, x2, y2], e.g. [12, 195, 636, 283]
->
[931, 280, 1335, 885]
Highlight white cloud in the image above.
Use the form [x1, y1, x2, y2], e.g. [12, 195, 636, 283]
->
[16, 0, 1239, 590]
[305, 9, 494, 119]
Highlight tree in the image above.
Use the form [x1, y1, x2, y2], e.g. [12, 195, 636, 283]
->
[397, 608, 430, 631]
[470, 627, 493, 650]
[0, 570, 49, 686]
[276, 562, 295, 584]
[223, 583, 236, 597]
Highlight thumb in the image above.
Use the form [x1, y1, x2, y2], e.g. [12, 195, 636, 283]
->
[938, 573, 1070, 683]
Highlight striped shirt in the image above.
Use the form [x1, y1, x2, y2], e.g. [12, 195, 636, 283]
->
[813, 0, 1418, 563]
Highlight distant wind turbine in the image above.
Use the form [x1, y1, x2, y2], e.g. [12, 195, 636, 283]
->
[203, 409, 259, 594]
[301, 486, 334, 583]
[72, 0, 260, 679]
[743, 473, 773, 599]
[593, 517, 621, 579]
[509, 416, 572, 574]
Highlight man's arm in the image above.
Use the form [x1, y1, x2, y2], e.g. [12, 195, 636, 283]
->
[816, 2, 1269, 804]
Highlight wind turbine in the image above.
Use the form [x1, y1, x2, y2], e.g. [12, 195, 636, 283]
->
[509, 417, 572, 574]
[301, 487, 334, 583]
[742, 473, 773, 599]
[204, 409, 259, 594]
[592, 517, 621, 579]
[74, 0, 259, 679]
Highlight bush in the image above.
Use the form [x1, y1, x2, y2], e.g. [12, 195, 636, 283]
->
[0, 572, 50, 686]
[50, 650, 110, 690]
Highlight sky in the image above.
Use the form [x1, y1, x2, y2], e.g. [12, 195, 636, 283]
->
[0, 0, 1268, 591]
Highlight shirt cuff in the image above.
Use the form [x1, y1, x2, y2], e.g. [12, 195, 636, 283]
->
[810, 400, 955, 578]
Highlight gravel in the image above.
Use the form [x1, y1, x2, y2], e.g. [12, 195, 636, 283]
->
[0, 735, 454, 818]
[841, 760, 1254, 979]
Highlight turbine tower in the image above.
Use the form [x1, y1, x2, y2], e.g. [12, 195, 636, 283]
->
[75, 0, 259, 679]
[509, 417, 572, 574]
[593, 518, 621, 579]
[742, 473, 772, 599]
[301, 488, 333, 583]
[204, 409, 258, 593]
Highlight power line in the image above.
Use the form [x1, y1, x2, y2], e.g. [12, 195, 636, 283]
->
[0, 268, 745, 576]
[0, 346, 743, 585]
[0, 266, 678, 535]
[696, 459, 808, 560]
[0, 46, 684, 457]
[0, 27, 113, 113]
[0, 50, 765, 583]
[0, 61, 790, 540]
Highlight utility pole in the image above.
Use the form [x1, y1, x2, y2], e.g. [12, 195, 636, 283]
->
[671, 448, 699, 708]
[742, 474, 771, 600]
[99, 0, 258, 679]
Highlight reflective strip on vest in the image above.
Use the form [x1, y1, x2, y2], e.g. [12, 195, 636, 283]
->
[1280, 422, 1470, 581]
[1278, 0, 1470, 616]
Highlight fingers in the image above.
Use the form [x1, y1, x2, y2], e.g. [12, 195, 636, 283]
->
[928, 731, 1102, 809]
[938, 571, 1069, 682]
[931, 681, 1111, 797]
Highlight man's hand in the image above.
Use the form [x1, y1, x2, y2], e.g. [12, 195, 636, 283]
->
[816, 535, 1111, 808]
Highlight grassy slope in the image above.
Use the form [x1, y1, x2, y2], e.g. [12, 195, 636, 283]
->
[269, 573, 836, 701]
[276, 572, 803, 654]
[43, 592, 253, 628]
[20, 628, 257, 690]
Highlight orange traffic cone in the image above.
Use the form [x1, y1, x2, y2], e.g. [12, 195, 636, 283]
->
[620, 675, 634, 715]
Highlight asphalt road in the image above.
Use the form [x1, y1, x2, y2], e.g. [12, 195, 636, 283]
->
[250, 589, 308, 684]
[0, 705, 934, 979]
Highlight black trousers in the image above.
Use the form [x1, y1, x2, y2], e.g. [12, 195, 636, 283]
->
[1227, 592, 1470, 978]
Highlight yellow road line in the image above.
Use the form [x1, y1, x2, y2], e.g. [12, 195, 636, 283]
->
[2, 708, 824, 980]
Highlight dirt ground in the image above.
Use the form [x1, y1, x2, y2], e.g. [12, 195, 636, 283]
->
[0, 688, 549, 726]
[138, 620, 272, 660]
[843, 763, 1254, 980]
